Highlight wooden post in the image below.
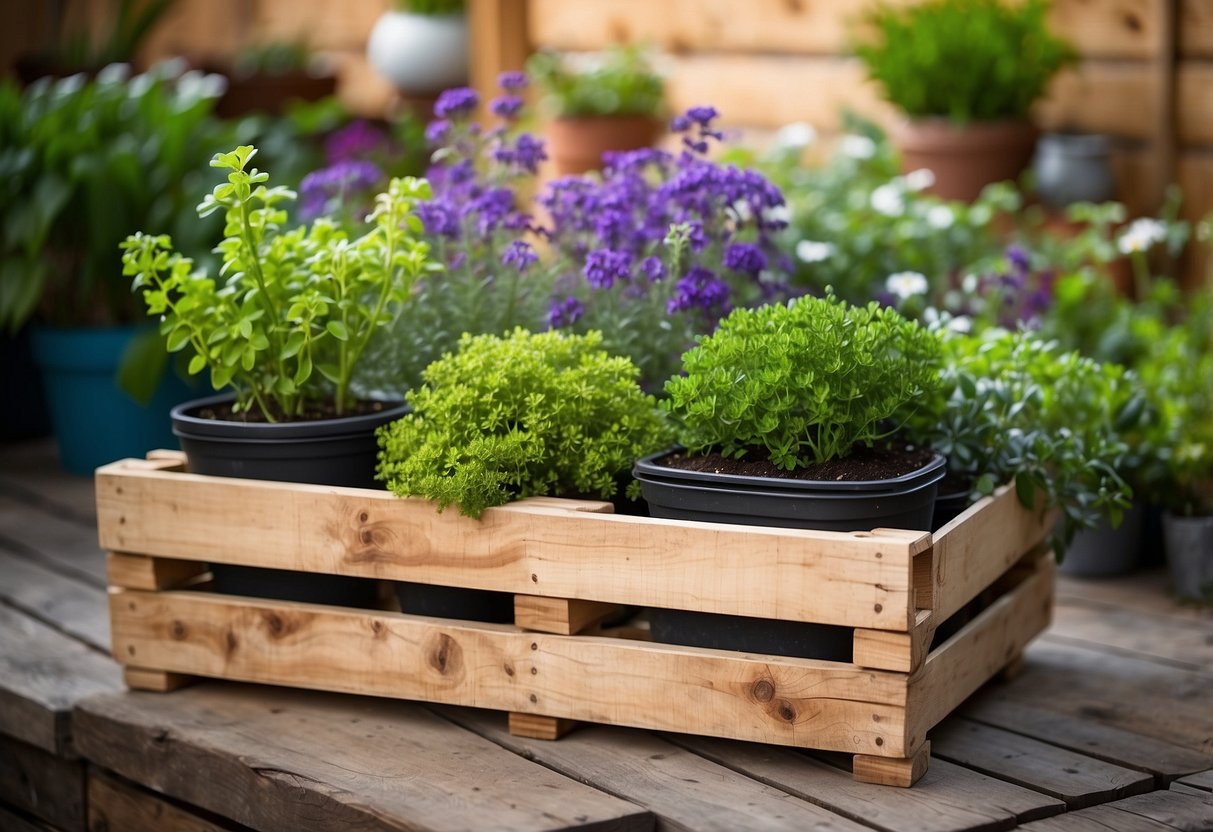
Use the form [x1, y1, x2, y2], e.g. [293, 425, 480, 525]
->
[468, 0, 530, 121]
[1153, 0, 1178, 209]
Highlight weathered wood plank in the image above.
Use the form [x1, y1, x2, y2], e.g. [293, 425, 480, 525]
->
[108, 589, 910, 756]
[96, 460, 922, 629]
[1051, 595, 1213, 673]
[1020, 788, 1213, 831]
[962, 698, 1213, 780]
[1177, 769, 1213, 792]
[0, 733, 86, 832]
[89, 769, 246, 832]
[1182, 0, 1213, 58]
[0, 803, 56, 832]
[0, 496, 106, 587]
[0, 603, 122, 755]
[931, 718, 1154, 808]
[1178, 63, 1213, 145]
[674, 736, 1067, 831]
[0, 549, 110, 652]
[907, 558, 1055, 749]
[74, 684, 652, 832]
[445, 707, 872, 832]
[0, 439, 97, 523]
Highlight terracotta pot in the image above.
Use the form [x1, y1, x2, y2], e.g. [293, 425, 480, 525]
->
[544, 115, 663, 177]
[892, 118, 1039, 202]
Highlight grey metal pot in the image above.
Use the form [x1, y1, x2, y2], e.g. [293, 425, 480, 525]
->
[1162, 513, 1213, 601]
[1059, 503, 1144, 577]
[1032, 133, 1116, 209]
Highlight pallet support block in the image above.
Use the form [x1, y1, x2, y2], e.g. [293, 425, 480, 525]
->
[508, 712, 580, 740]
[854, 741, 931, 788]
[123, 667, 198, 693]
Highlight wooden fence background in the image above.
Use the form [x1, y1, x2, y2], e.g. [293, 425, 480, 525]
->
[5, 0, 1211, 285]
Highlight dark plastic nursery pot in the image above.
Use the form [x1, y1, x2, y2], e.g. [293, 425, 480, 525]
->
[634, 448, 946, 662]
[172, 393, 407, 608]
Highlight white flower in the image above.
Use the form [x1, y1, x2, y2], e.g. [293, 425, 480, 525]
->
[796, 240, 835, 263]
[731, 199, 753, 222]
[1117, 218, 1167, 255]
[764, 204, 790, 224]
[870, 183, 905, 217]
[772, 122, 817, 152]
[903, 168, 936, 192]
[927, 205, 955, 229]
[961, 273, 979, 293]
[886, 271, 929, 299]
[840, 134, 876, 159]
[96, 63, 131, 85]
[947, 315, 973, 333]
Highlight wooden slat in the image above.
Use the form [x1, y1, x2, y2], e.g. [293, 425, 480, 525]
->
[1051, 594, 1213, 673]
[0, 603, 122, 755]
[1181, 0, 1213, 58]
[124, 667, 199, 693]
[907, 557, 1055, 749]
[507, 712, 579, 740]
[108, 589, 911, 756]
[513, 595, 619, 635]
[0, 495, 107, 588]
[75, 685, 652, 832]
[931, 718, 1154, 808]
[853, 741, 930, 788]
[469, 0, 530, 120]
[89, 769, 237, 832]
[929, 485, 1053, 624]
[0, 549, 110, 652]
[1178, 769, 1213, 792]
[852, 610, 931, 673]
[96, 460, 923, 630]
[675, 735, 1067, 830]
[0, 734, 86, 832]
[108, 553, 209, 591]
[1178, 64, 1213, 146]
[447, 708, 873, 832]
[527, 0, 1164, 59]
[0, 804, 57, 832]
[1019, 789, 1213, 831]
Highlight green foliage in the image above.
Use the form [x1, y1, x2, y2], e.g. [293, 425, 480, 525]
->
[230, 41, 315, 78]
[121, 145, 439, 420]
[392, 0, 465, 13]
[25, 0, 178, 71]
[664, 294, 940, 469]
[0, 64, 230, 333]
[853, 0, 1077, 123]
[904, 328, 1137, 553]
[376, 328, 674, 518]
[528, 45, 664, 118]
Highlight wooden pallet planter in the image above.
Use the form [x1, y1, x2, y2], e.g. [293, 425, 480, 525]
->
[96, 452, 1056, 788]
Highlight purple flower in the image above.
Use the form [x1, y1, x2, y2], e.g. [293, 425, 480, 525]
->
[686, 106, 719, 126]
[325, 120, 389, 165]
[583, 248, 632, 290]
[668, 267, 731, 315]
[425, 119, 452, 145]
[723, 242, 767, 274]
[547, 296, 584, 328]
[490, 95, 524, 119]
[498, 71, 528, 90]
[1006, 244, 1030, 274]
[494, 132, 547, 174]
[416, 200, 459, 237]
[669, 114, 691, 132]
[434, 87, 479, 119]
[501, 240, 538, 273]
[298, 160, 383, 221]
[640, 256, 665, 282]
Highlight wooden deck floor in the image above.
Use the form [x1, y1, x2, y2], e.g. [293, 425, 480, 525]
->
[1, 438, 1211, 832]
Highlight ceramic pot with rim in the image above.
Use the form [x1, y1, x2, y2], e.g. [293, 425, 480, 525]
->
[1032, 132, 1117, 210]
[366, 11, 468, 95]
[1162, 512, 1213, 602]
[172, 393, 406, 608]
[633, 448, 945, 662]
[892, 118, 1039, 202]
[544, 114, 664, 177]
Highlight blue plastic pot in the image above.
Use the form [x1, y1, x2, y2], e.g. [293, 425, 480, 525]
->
[30, 325, 196, 474]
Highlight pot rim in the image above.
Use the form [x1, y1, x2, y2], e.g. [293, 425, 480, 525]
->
[171, 393, 407, 441]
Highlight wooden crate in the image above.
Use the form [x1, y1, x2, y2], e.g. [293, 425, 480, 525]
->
[96, 452, 1055, 788]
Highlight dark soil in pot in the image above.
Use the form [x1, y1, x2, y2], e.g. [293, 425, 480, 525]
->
[636, 444, 945, 662]
[174, 393, 405, 608]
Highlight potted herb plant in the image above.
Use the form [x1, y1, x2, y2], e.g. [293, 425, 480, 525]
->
[853, 0, 1077, 201]
[634, 292, 945, 659]
[367, 0, 468, 112]
[377, 327, 673, 620]
[121, 144, 438, 604]
[528, 44, 665, 176]
[0, 64, 227, 473]
[209, 40, 338, 119]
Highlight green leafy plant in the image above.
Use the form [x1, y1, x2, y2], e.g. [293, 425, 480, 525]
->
[853, 0, 1077, 123]
[376, 328, 674, 518]
[905, 327, 1137, 552]
[121, 145, 438, 420]
[527, 45, 664, 118]
[392, 0, 465, 13]
[230, 41, 315, 79]
[664, 294, 940, 469]
[21, 0, 178, 73]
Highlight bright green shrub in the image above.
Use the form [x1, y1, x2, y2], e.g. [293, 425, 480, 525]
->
[376, 328, 673, 518]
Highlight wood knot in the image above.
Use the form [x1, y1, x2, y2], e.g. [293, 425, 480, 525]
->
[370, 619, 387, 639]
[751, 679, 775, 703]
[875, 737, 884, 747]
[225, 630, 239, 655]
[265, 613, 285, 636]
[776, 701, 796, 722]
[169, 620, 188, 640]
[427, 632, 463, 676]
[359, 511, 369, 523]
[503, 662, 515, 677]
[261, 610, 308, 640]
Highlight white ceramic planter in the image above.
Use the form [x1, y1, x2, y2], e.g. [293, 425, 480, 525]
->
[366, 11, 468, 94]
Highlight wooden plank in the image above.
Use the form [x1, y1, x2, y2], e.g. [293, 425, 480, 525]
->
[96, 460, 924, 630]
[1020, 789, 1213, 831]
[107, 553, 209, 592]
[853, 610, 931, 673]
[929, 485, 1054, 623]
[853, 741, 930, 788]
[0, 439, 97, 523]
[527, 0, 1163, 59]
[1178, 63, 1213, 145]
[124, 667, 199, 693]
[0, 495, 106, 587]
[1056, 569, 1213, 630]
[445, 707, 873, 832]
[1051, 595, 1213, 673]
[108, 589, 911, 756]
[507, 712, 579, 740]
[0, 549, 110, 652]
[1178, 769, 1213, 792]
[0, 603, 122, 755]
[675, 735, 1067, 831]
[963, 688, 1213, 780]
[514, 595, 619, 635]
[0, 804, 56, 832]
[1017, 806, 1178, 830]
[907, 557, 1055, 749]
[74, 684, 652, 832]
[1181, 0, 1213, 58]
[0, 734, 86, 832]
[931, 718, 1154, 808]
[470, 0, 531, 123]
[89, 769, 241, 832]
[1038, 62, 1159, 141]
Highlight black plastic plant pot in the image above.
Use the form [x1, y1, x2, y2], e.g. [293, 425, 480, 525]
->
[172, 393, 407, 608]
[932, 488, 973, 531]
[393, 583, 516, 624]
[634, 448, 945, 662]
